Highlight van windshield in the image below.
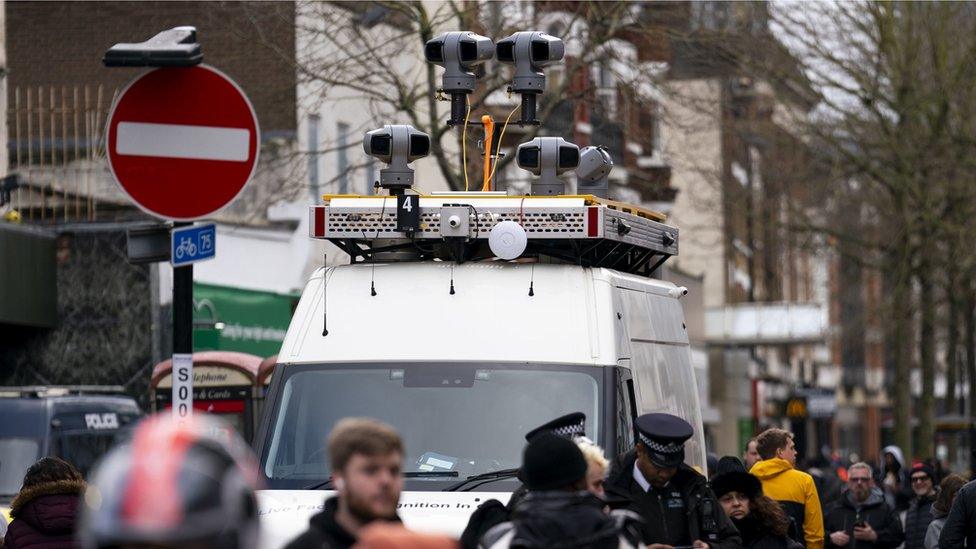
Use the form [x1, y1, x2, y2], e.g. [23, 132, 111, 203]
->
[0, 438, 40, 497]
[261, 363, 602, 489]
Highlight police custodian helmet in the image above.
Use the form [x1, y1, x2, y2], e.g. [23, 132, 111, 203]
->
[635, 413, 693, 468]
[524, 412, 586, 442]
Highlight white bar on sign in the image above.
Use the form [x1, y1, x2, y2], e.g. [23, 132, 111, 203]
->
[117, 122, 250, 162]
[172, 353, 194, 423]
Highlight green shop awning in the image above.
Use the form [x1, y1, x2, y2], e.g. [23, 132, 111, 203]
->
[193, 283, 299, 357]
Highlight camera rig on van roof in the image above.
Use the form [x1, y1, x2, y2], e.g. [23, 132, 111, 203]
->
[312, 28, 678, 277]
[309, 193, 677, 277]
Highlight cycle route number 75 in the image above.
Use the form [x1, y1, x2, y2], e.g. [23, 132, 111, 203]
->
[171, 223, 217, 267]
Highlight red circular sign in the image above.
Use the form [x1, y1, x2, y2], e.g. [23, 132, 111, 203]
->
[107, 65, 260, 221]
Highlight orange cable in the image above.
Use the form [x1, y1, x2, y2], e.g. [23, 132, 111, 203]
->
[481, 115, 495, 191]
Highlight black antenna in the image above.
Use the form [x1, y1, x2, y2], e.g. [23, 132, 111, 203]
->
[364, 197, 388, 296]
[528, 264, 535, 296]
[322, 254, 329, 336]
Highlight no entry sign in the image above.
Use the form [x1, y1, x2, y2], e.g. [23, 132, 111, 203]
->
[107, 65, 260, 221]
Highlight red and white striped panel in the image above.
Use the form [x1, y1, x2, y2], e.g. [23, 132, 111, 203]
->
[309, 206, 326, 238]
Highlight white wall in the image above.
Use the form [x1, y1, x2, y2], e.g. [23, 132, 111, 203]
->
[660, 78, 726, 309]
[294, 2, 454, 200]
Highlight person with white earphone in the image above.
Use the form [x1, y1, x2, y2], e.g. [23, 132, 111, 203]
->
[285, 418, 406, 549]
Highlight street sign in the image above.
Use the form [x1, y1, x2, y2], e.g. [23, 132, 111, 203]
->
[106, 65, 260, 221]
[172, 353, 193, 422]
[171, 223, 216, 267]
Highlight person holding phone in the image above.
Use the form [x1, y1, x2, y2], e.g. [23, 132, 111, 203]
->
[823, 462, 904, 548]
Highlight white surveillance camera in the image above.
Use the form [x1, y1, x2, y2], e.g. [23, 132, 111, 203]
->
[496, 31, 565, 93]
[496, 31, 565, 124]
[425, 31, 494, 93]
[668, 286, 689, 299]
[576, 146, 613, 199]
[516, 137, 579, 195]
[362, 125, 430, 190]
[426, 31, 494, 125]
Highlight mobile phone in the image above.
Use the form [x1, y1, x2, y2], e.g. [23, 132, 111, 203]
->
[855, 521, 867, 528]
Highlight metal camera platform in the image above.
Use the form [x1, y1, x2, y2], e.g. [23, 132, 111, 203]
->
[309, 193, 678, 277]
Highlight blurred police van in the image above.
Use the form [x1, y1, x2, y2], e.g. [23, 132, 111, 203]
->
[0, 386, 141, 520]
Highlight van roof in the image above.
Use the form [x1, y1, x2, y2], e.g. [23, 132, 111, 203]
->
[278, 262, 685, 366]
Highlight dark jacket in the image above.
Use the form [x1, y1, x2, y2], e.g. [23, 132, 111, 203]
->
[939, 479, 976, 549]
[808, 468, 843, 512]
[904, 492, 936, 549]
[3, 479, 84, 549]
[604, 450, 742, 548]
[732, 515, 804, 549]
[823, 488, 904, 549]
[284, 496, 401, 549]
[461, 485, 528, 549]
[479, 491, 643, 549]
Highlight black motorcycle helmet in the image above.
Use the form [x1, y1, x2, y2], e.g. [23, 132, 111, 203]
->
[79, 413, 260, 549]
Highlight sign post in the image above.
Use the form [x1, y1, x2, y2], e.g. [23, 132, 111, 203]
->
[104, 29, 260, 422]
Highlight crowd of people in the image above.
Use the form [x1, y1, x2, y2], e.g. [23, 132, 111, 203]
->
[5, 413, 976, 549]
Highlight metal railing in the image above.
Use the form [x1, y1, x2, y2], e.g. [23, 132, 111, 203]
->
[7, 84, 117, 224]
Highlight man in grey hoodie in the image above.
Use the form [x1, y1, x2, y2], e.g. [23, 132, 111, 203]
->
[823, 462, 904, 549]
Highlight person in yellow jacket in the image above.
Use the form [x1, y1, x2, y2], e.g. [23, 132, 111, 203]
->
[750, 428, 824, 549]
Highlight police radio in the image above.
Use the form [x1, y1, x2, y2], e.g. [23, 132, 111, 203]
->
[700, 496, 720, 541]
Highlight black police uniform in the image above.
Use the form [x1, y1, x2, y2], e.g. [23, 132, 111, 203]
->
[460, 413, 588, 549]
[605, 413, 742, 549]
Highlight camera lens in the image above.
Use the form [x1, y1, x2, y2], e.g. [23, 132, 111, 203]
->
[518, 147, 540, 169]
[558, 146, 580, 169]
[424, 42, 444, 63]
[410, 134, 430, 157]
[459, 40, 478, 63]
[496, 41, 515, 63]
[370, 135, 392, 156]
[531, 40, 550, 63]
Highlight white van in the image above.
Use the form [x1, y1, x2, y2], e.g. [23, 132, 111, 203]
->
[254, 195, 705, 547]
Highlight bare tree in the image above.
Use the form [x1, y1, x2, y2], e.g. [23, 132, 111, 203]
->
[277, 1, 666, 193]
[762, 1, 976, 458]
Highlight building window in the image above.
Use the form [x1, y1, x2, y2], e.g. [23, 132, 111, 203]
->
[691, 1, 732, 31]
[650, 102, 662, 155]
[307, 114, 320, 197]
[595, 62, 617, 118]
[337, 122, 350, 194]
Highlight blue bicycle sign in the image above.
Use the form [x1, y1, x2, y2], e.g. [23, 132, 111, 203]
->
[171, 223, 216, 267]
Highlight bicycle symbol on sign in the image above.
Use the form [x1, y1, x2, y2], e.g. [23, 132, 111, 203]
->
[174, 237, 197, 260]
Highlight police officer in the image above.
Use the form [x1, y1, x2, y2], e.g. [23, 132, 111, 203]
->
[605, 413, 742, 549]
[460, 412, 587, 549]
[524, 412, 587, 441]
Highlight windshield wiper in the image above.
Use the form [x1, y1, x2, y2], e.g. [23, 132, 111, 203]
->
[443, 468, 520, 492]
[304, 478, 334, 490]
[405, 471, 459, 478]
[302, 471, 458, 490]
